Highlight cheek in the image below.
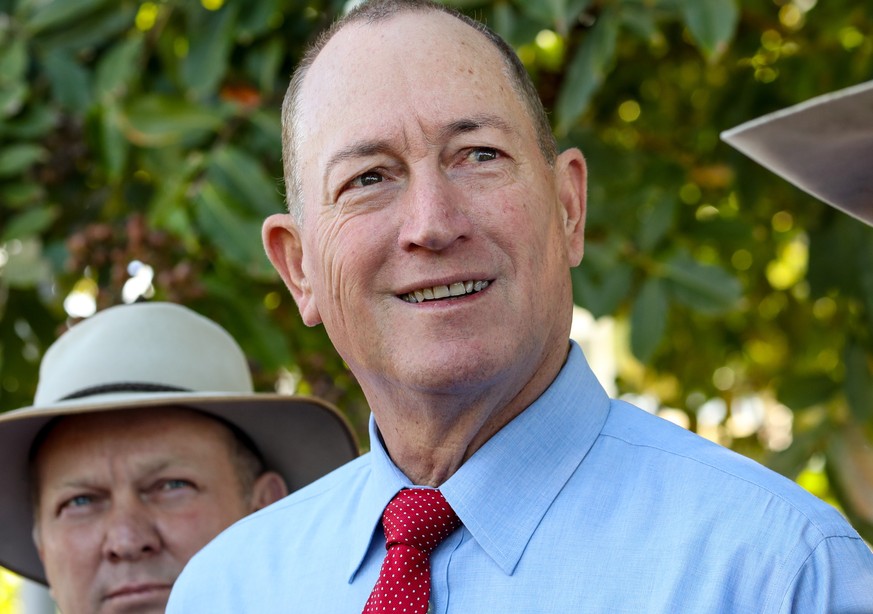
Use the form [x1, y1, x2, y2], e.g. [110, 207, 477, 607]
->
[308, 213, 393, 311]
[157, 506, 235, 559]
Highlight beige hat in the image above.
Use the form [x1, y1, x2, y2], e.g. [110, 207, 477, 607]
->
[721, 80, 873, 226]
[0, 301, 358, 584]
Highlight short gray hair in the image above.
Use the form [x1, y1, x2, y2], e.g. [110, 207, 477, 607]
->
[280, 0, 558, 224]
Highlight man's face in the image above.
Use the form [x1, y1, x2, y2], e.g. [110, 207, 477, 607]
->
[32, 408, 254, 614]
[276, 11, 586, 402]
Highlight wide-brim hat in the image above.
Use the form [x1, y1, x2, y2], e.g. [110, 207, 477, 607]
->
[721, 80, 873, 226]
[0, 302, 358, 584]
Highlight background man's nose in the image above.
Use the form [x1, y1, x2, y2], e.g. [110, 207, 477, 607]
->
[102, 501, 161, 562]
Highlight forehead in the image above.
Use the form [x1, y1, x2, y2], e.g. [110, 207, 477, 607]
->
[34, 408, 234, 474]
[297, 11, 526, 162]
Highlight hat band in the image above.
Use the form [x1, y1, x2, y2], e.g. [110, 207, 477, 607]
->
[58, 382, 190, 401]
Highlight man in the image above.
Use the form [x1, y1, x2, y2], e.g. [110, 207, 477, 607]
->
[168, 1, 873, 611]
[0, 301, 358, 613]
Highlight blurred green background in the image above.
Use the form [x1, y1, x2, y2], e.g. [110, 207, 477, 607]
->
[0, 0, 871, 562]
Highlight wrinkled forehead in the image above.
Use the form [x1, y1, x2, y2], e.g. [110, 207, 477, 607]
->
[296, 11, 522, 163]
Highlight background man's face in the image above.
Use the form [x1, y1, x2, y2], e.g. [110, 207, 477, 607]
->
[291, 11, 583, 401]
[32, 407, 254, 614]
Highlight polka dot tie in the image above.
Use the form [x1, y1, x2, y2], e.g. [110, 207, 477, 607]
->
[362, 488, 460, 614]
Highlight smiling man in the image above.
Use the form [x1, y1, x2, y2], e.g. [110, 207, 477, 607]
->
[168, 1, 873, 612]
[0, 302, 358, 613]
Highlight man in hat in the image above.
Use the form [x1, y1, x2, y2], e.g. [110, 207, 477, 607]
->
[169, 1, 873, 612]
[0, 301, 358, 613]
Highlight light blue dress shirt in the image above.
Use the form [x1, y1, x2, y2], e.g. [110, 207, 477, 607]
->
[168, 341, 873, 612]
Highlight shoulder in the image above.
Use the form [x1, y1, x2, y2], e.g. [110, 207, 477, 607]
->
[184, 453, 371, 567]
[599, 400, 855, 539]
[168, 454, 373, 610]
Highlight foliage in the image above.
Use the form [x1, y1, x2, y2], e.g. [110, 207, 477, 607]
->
[1, 0, 872, 542]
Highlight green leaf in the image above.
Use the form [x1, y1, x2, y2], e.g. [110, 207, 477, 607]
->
[96, 103, 129, 181]
[0, 104, 57, 139]
[0, 143, 47, 177]
[22, 0, 111, 35]
[844, 342, 873, 423]
[181, 4, 239, 98]
[630, 276, 669, 363]
[1, 206, 59, 242]
[0, 182, 45, 209]
[42, 49, 92, 113]
[571, 261, 633, 319]
[121, 94, 226, 147]
[776, 374, 838, 411]
[662, 251, 741, 314]
[194, 183, 277, 281]
[619, 4, 659, 42]
[245, 37, 283, 95]
[94, 33, 144, 100]
[207, 146, 283, 218]
[0, 36, 28, 84]
[518, 0, 593, 34]
[0, 82, 28, 119]
[555, 7, 619, 134]
[209, 148, 281, 217]
[678, 0, 738, 60]
[636, 192, 676, 251]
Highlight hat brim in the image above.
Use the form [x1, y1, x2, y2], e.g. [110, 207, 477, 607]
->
[721, 80, 873, 226]
[0, 392, 359, 584]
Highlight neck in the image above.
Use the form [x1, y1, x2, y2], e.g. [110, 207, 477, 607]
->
[366, 341, 570, 486]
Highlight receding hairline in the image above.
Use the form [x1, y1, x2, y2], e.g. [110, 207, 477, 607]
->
[281, 0, 558, 223]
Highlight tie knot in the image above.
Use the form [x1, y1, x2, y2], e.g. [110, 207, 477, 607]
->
[382, 488, 460, 554]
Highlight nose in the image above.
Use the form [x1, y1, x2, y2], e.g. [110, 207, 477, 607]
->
[397, 169, 472, 253]
[102, 499, 161, 562]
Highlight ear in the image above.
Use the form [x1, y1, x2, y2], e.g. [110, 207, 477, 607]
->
[248, 470, 289, 512]
[32, 522, 43, 560]
[554, 148, 587, 267]
[262, 214, 322, 326]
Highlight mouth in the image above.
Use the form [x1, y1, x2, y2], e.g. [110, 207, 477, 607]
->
[104, 583, 172, 603]
[400, 280, 490, 304]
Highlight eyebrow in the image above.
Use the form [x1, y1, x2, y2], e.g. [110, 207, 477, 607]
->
[324, 114, 517, 178]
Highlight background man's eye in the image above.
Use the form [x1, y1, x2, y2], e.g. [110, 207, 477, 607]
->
[68, 495, 92, 507]
[162, 479, 192, 490]
[470, 148, 498, 162]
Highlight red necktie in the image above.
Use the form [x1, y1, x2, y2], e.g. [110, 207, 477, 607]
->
[362, 488, 461, 614]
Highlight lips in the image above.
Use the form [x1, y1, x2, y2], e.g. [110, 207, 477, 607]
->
[104, 582, 172, 603]
[400, 280, 490, 303]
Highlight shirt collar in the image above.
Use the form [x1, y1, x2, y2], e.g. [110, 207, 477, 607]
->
[346, 340, 610, 579]
[440, 340, 610, 574]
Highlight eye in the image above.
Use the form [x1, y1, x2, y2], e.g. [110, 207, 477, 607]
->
[56, 493, 98, 517]
[65, 495, 93, 508]
[159, 479, 194, 491]
[467, 147, 499, 163]
[348, 170, 384, 189]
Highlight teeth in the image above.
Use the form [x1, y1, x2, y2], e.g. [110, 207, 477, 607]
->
[401, 280, 490, 303]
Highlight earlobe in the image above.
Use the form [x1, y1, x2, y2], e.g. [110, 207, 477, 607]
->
[555, 148, 587, 266]
[249, 471, 289, 511]
[262, 214, 322, 326]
